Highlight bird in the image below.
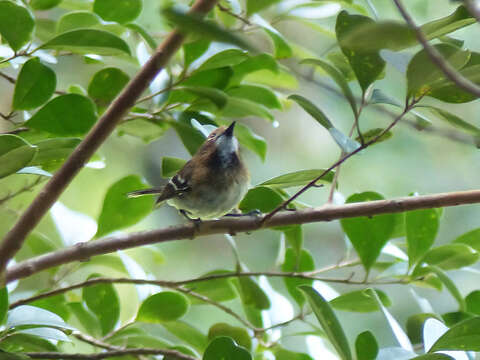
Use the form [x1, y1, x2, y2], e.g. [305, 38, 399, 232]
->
[128, 122, 250, 220]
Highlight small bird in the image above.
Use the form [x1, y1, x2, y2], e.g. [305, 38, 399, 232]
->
[128, 122, 250, 220]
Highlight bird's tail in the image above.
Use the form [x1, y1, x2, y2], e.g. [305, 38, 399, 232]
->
[127, 188, 163, 198]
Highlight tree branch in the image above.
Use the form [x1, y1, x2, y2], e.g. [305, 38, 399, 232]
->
[0, 0, 220, 276]
[7, 185, 480, 283]
[393, 0, 480, 98]
[26, 348, 197, 360]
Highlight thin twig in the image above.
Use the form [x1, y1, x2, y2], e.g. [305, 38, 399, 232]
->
[393, 0, 480, 98]
[0, 71, 15, 84]
[0, 176, 44, 206]
[217, 3, 251, 25]
[73, 332, 122, 351]
[261, 99, 418, 224]
[26, 348, 197, 360]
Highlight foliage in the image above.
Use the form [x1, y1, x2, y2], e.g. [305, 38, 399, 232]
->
[0, 1, 480, 360]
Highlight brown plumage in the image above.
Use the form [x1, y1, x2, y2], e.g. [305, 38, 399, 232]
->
[128, 122, 250, 220]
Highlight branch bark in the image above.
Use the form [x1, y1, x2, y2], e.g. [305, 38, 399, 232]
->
[7, 188, 480, 283]
[0, 0, 219, 275]
[26, 348, 197, 360]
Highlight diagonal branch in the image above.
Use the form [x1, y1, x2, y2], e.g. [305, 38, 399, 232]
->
[7, 187, 480, 283]
[26, 348, 197, 360]
[0, 0, 220, 276]
[393, 0, 480, 98]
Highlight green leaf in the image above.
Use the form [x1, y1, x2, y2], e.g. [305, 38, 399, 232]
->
[218, 97, 273, 121]
[260, 169, 335, 188]
[301, 58, 357, 115]
[288, 94, 332, 129]
[465, 290, 480, 315]
[235, 276, 271, 310]
[0, 333, 57, 352]
[197, 49, 249, 72]
[208, 323, 252, 350]
[183, 39, 211, 68]
[251, 14, 292, 59]
[234, 122, 267, 162]
[30, 294, 69, 321]
[336, 11, 385, 93]
[355, 331, 378, 360]
[282, 248, 315, 307]
[429, 316, 480, 352]
[421, 5, 474, 40]
[0, 288, 8, 325]
[137, 292, 190, 323]
[29, 138, 81, 172]
[162, 321, 208, 352]
[31, 0, 62, 10]
[0, 1, 34, 51]
[231, 53, 279, 84]
[88, 67, 130, 106]
[108, 325, 171, 349]
[424, 265, 466, 311]
[227, 85, 281, 110]
[369, 89, 402, 107]
[411, 355, 455, 360]
[96, 175, 154, 237]
[17, 327, 70, 342]
[117, 118, 169, 143]
[125, 23, 157, 50]
[164, 346, 197, 360]
[427, 107, 480, 135]
[330, 289, 391, 313]
[185, 270, 237, 303]
[170, 121, 205, 156]
[162, 157, 187, 178]
[454, 227, 480, 251]
[82, 275, 120, 335]
[298, 286, 352, 360]
[178, 86, 228, 109]
[406, 313, 440, 345]
[7, 305, 75, 330]
[26, 94, 97, 136]
[406, 207, 440, 267]
[356, 128, 392, 145]
[163, 7, 253, 51]
[284, 226, 303, 255]
[247, 0, 281, 15]
[239, 186, 283, 213]
[0, 135, 37, 179]
[203, 336, 251, 360]
[93, 0, 142, 24]
[407, 44, 470, 98]
[427, 64, 480, 103]
[13, 58, 56, 111]
[340, 192, 395, 272]
[442, 311, 473, 327]
[420, 243, 479, 270]
[272, 347, 313, 360]
[41, 29, 131, 55]
[57, 11, 101, 33]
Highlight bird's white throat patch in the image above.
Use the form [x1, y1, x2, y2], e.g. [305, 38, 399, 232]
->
[216, 135, 238, 162]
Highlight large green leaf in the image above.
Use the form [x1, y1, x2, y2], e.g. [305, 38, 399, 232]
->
[57, 11, 101, 33]
[82, 275, 120, 335]
[301, 58, 357, 115]
[0, 288, 8, 325]
[88, 67, 130, 106]
[162, 157, 187, 178]
[41, 29, 131, 55]
[288, 94, 332, 129]
[406, 44, 470, 98]
[226, 85, 281, 109]
[196, 49, 249, 72]
[137, 292, 190, 323]
[170, 121, 205, 156]
[29, 138, 81, 171]
[429, 317, 480, 352]
[340, 192, 395, 272]
[406, 207, 440, 268]
[282, 248, 315, 307]
[235, 275, 271, 310]
[183, 39, 211, 68]
[420, 243, 479, 270]
[336, 11, 385, 93]
[96, 175, 154, 237]
[420, 265, 465, 311]
[330, 289, 391, 313]
[454, 227, 480, 251]
[185, 270, 237, 303]
[208, 323, 251, 351]
[251, 14, 292, 59]
[234, 122, 267, 162]
[260, 169, 335, 188]
[0, 1, 34, 51]
[298, 286, 352, 360]
[273, 347, 313, 360]
[428, 64, 480, 103]
[0, 135, 37, 179]
[31, 0, 62, 10]
[203, 336, 251, 360]
[239, 186, 283, 213]
[13, 58, 56, 111]
[25, 94, 97, 136]
[162, 321, 208, 352]
[247, 0, 281, 15]
[93, 0, 142, 24]
[355, 331, 378, 360]
[7, 305, 75, 330]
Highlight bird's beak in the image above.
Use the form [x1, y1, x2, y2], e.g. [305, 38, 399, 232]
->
[224, 121, 236, 137]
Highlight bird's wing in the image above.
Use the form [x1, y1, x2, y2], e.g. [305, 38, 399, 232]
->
[155, 160, 193, 206]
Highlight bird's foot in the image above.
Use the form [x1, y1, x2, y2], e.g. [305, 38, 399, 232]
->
[180, 210, 202, 234]
[224, 209, 262, 218]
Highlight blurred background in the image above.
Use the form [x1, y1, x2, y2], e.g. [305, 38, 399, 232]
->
[1, 0, 480, 355]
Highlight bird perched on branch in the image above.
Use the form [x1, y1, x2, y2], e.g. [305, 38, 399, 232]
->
[128, 122, 250, 220]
